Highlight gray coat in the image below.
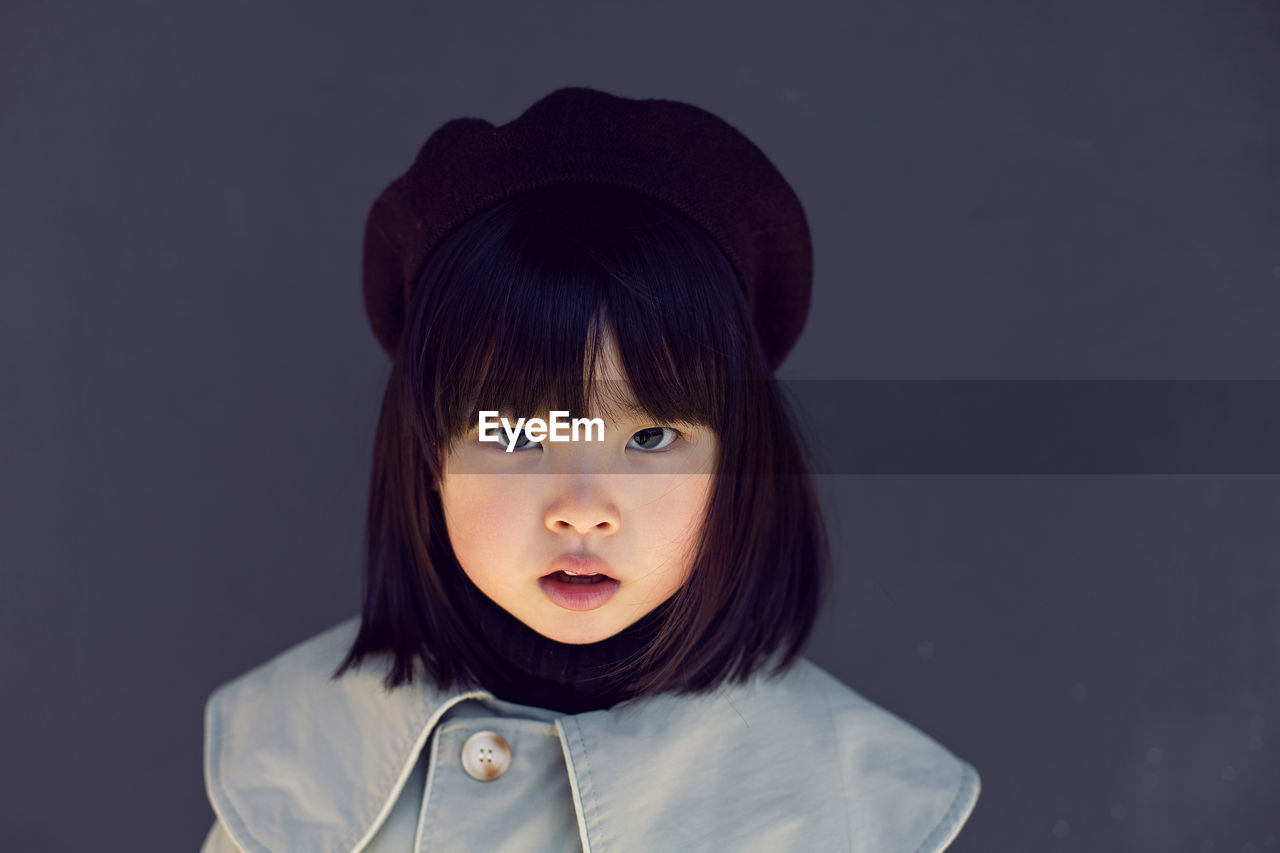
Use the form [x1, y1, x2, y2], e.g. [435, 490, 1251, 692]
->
[200, 618, 980, 852]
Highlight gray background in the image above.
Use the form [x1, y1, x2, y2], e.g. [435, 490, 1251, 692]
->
[2, 1, 1277, 850]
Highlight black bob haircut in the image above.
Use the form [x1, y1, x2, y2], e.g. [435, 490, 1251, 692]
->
[336, 183, 829, 700]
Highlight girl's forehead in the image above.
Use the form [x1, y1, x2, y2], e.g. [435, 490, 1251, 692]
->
[578, 328, 642, 416]
[587, 325, 626, 382]
[581, 385, 647, 421]
[474, 323, 686, 422]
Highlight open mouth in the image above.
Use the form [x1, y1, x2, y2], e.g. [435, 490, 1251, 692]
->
[538, 570, 621, 610]
[545, 570, 613, 585]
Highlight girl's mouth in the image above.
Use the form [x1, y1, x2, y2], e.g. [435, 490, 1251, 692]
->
[549, 570, 610, 584]
[538, 570, 620, 611]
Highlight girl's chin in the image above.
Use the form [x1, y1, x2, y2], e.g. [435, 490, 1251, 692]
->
[528, 612, 628, 646]
[535, 622, 618, 645]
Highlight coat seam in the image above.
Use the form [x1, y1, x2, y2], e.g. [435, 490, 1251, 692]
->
[572, 716, 610, 852]
[207, 689, 273, 853]
[412, 724, 443, 852]
[809, 665, 856, 852]
[556, 719, 593, 853]
[910, 760, 979, 853]
[345, 718, 412, 853]
[578, 718, 607, 853]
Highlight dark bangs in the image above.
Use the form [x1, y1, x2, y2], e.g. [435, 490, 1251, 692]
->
[413, 184, 755, 472]
[337, 183, 829, 699]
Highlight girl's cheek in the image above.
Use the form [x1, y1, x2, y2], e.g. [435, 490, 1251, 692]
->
[630, 471, 714, 509]
[452, 485, 510, 529]
[439, 475, 506, 541]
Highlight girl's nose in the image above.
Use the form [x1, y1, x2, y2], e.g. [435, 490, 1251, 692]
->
[543, 481, 620, 536]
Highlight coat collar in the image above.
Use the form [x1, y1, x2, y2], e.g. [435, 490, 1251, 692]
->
[204, 618, 979, 853]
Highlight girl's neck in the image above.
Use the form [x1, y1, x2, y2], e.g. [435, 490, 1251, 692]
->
[452, 569, 665, 714]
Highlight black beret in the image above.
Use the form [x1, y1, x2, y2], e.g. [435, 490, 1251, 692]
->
[362, 86, 813, 370]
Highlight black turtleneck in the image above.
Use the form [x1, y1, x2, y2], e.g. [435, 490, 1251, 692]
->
[451, 569, 667, 714]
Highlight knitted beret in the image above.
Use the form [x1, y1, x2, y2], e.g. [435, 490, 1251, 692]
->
[361, 86, 813, 371]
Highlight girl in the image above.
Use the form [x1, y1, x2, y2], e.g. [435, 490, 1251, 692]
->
[199, 87, 981, 853]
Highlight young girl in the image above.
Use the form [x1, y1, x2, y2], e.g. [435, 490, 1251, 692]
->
[199, 87, 981, 853]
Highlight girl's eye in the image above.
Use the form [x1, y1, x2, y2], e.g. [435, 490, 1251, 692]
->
[627, 426, 681, 452]
[489, 425, 683, 452]
[493, 429, 541, 452]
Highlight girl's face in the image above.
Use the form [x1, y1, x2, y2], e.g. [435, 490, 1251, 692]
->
[436, 331, 718, 644]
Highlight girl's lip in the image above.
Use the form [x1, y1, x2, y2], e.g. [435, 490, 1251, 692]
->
[543, 553, 614, 579]
[538, 573, 621, 611]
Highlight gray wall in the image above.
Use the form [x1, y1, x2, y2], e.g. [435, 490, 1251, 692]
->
[3, 1, 1277, 850]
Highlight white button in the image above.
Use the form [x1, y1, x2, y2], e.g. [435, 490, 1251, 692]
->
[460, 730, 511, 781]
